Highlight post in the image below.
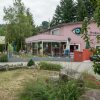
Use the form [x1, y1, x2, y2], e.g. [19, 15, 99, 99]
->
[37, 42, 38, 55]
[51, 42, 53, 57]
[59, 42, 61, 56]
[42, 41, 43, 56]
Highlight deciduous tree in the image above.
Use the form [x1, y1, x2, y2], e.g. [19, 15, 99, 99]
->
[3, 0, 36, 51]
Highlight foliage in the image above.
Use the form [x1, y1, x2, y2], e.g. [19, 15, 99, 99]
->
[0, 24, 6, 36]
[19, 79, 82, 100]
[81, 0, 100, 75]
[93, 62, 100, 75]
[41, 21, 49, 30]
[94, 0, 100, 27]
[92, 0, 100, 75]
[76, 0, 87, 21]
[90, 0, 97, 11]
[81, 17, 100, 74]
[0, 54, 8, 62]
[81, 17, 90, 49]
[39, 62, 62, 71]
[50, 0, 76, 26]
[82, 0, 94, 19]
[50, 0, 94, 26]
[93, 48, 100, 74]
[27, 59, 35, 66]
[0, 44, 5, 52]
[3, 0, 37, 51]
[8, 43, 13, 52]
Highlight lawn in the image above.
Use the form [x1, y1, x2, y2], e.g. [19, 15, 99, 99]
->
[0, 69, 59, 100]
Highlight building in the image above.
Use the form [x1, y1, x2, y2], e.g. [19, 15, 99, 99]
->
[25, 22, 100, 56]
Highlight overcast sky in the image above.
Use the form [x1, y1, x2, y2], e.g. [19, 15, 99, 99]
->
[0, 0, 60, 25]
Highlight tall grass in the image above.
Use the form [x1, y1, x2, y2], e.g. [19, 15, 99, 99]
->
[19, 79, 83, 100]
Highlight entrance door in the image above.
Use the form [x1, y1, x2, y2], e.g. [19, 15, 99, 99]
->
[70, 44, 80, 53]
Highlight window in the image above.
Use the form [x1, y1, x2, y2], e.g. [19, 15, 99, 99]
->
[51, 28, 60, 35]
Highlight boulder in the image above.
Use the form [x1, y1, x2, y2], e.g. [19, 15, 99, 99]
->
[59, 68, 83, 81]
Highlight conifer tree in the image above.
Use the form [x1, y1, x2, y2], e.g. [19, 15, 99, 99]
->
[51, 0, 75, 26]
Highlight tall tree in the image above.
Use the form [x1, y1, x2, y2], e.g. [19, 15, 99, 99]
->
[94, 0, 100, 26]
[76, 0, 87, 21]
[3, 0, 36, 51]
[90, 0, 97, 11]
[41, 21, 49, 30]
[76, 0, 94, 21]
[83, 0, 94, 19]
[51, 0, 76, 26]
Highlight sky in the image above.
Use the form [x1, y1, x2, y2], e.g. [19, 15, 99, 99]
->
[0, 0, 60, 25]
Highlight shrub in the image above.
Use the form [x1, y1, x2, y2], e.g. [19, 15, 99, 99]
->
[93, 62, 100, 75]
[27, 59, 35, 66]
[19, 79, 83, 100]
[19, 80, 49, 100]
[0, 54, 8, 62]
[39, 62, 62, 71]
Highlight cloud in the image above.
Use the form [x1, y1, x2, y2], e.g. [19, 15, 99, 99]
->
[0, 0, 60, 25]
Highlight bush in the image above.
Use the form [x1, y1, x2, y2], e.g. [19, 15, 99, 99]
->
[93, 62, 100, 75]
[27, 59, 35, 66]
[19, 79, 83, 100]
[0, 54, 8, 62]
[39, 62, 62, 71]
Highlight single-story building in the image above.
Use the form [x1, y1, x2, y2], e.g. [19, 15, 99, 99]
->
[25, 21, 100, 56]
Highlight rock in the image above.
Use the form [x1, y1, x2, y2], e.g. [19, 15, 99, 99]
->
[60, 68, 83, 81]
[80, 89, 100, 100]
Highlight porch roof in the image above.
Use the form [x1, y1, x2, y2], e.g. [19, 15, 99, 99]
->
[25, 34, 67, 43]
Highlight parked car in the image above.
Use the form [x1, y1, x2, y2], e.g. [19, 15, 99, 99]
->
[90, 55, 100, 62]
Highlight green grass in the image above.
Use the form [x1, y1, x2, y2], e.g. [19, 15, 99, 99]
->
[39, 62, 62, 71]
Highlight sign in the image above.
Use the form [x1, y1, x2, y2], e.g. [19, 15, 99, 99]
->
[90, 32, 100, 36]
[0, 36, 5, 44]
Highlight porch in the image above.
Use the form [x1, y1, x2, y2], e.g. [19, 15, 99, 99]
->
[25, 34, 80, 57]
[26, 42, 66, 56]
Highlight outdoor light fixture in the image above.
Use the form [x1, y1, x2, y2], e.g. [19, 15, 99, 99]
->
[68, 37, 71, 43]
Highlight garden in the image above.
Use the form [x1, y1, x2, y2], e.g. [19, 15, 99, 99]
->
[0, 61, 100, 100]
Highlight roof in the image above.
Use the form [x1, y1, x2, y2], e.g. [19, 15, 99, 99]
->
[38, 21, 96, 34]
[25, 21, 96, 43]
[38, 22, 83, 34]
[25, 34, 68, 43]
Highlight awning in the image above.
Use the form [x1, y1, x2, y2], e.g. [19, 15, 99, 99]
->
[25, 34, 68, 43]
